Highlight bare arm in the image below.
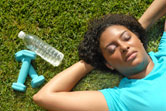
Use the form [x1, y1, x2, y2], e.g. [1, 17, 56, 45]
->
[33, 60, 108, 111]
[34, 60, 94, 93]
[139, 0, 166, 29]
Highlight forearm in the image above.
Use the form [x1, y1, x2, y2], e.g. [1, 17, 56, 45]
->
[35, 60, 94, 94]
[33, 60, 94, 110]
[139, 0, 166, 29]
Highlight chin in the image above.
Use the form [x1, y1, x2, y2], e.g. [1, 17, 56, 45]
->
[129, 58, 143, 67]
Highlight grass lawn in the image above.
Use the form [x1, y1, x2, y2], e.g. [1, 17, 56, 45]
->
[0, 0, 165, 110]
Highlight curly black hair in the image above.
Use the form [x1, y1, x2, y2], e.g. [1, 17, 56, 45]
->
[78, 14, 147, 72]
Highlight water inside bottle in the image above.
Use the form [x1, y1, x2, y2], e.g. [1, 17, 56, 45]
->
[26, 39, 63, 66]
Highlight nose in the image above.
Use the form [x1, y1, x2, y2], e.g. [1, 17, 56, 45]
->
[119, 42, 130, 53]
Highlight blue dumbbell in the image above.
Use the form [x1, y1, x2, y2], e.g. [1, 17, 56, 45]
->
[12, 50, 36, 92]
[29, 65, 45, 88]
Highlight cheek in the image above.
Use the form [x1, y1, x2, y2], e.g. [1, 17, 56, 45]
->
[133, 41, 145, 53]
[130, 36, 143, 47]
[104, 50, 123, 66]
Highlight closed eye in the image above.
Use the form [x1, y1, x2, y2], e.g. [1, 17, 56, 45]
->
[107, 45, 116, 54]
[122, 32, 131, 41]
[123, 35, 131, 41]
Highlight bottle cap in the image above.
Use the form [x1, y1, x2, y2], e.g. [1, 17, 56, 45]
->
[18, 31, 26, 39]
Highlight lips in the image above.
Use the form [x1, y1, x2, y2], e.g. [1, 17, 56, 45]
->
[126, 51, 137, 62]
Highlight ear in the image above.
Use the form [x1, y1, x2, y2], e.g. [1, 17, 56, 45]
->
[105, 62, 114, 70]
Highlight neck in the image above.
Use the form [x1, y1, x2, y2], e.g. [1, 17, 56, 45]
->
[128, 59, 154, 79]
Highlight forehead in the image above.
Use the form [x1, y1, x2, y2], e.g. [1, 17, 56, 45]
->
[100, 25, 129, 38]
[99, 25, 129, 46]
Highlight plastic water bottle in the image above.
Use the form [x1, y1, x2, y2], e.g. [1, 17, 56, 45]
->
[18, 31, 64, 67]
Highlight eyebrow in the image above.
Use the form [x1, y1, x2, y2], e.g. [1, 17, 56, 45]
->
[104, 30, 127, 49]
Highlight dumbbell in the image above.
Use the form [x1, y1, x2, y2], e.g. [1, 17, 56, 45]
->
[12, 50, 36, 92]
[29, 65, 45, 88]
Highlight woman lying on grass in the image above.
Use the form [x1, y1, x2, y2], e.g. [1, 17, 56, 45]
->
[33, 0, 166, 111]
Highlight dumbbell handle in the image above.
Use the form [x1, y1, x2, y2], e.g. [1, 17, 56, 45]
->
[29, 65, 38, 79]
[17, 58, 31, 84]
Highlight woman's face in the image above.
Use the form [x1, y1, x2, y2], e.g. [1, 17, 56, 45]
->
[99, 25, 151, 77]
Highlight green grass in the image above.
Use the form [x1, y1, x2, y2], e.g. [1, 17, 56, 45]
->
[0, 0, 165, 110]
